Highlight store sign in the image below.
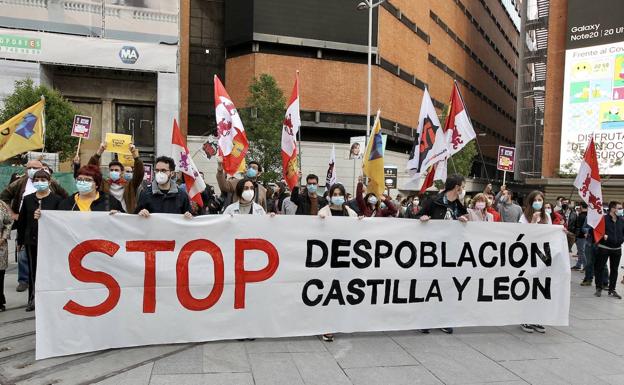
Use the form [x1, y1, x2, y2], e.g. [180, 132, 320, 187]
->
[561, 0, 624, 174]
[0, 35, 41, 55]
[119, 46, 139, 64]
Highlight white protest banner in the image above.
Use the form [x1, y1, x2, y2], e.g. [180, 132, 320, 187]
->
[36, 212, 571, 359]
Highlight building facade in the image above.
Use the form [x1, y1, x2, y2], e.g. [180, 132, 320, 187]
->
[0, 0, 180, 169]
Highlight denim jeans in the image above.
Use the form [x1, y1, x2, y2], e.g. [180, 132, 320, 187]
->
[574, 238, 586, 268]
[17, 248, 28, 284]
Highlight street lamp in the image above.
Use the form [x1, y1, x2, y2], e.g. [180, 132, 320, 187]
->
[357, 0, 386, 144]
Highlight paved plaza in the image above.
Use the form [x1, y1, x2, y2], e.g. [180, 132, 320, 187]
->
[2, 254, 624, 385]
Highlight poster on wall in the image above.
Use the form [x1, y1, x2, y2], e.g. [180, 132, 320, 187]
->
[561, 0, 624, 174]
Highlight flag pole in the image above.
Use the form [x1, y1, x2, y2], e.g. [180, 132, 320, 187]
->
[40, 95, 47, 153]
[454, 80, 489, 180]
[295, 70, 303, 185]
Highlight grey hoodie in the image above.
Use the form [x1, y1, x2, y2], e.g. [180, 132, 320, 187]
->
[495, 192, 523, 223]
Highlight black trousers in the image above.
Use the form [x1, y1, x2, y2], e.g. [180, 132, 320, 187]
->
[594, 248, 622, 292]
[0, 269, 5, 306]
[26, 245, 38, 305]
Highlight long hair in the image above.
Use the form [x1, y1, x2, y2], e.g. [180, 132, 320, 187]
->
[523, 190, 548, 224]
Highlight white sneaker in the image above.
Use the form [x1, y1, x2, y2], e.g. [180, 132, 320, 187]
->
[520, 324, 533, 333]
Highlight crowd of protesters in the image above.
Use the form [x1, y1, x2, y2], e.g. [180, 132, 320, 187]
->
[0, 148, 622, 343]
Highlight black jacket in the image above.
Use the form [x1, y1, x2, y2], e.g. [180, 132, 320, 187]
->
[58, 192, 124, 212]
[600, 214, 624, 249]
[17, 192, 62, 246]
[572, 211, 588, 238]
[135, 182, 191, 215]
[290, 186, 328, 215]
[416, 192, 467, 220]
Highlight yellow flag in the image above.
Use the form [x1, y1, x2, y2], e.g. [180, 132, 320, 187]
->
[0, 99, 45, 161]
[236, 158, 247, 175]
[362, 111, 385, 197]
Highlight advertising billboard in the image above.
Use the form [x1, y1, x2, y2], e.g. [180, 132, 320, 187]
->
[0, 0, 178, 44]
[561, 0, 624, 174]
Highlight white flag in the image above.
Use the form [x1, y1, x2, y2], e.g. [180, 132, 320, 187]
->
[326, 144, 337, 186]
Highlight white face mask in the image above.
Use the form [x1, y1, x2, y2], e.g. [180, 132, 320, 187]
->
[475, 202, 486, 210]
[155, 171, 169, 185]
[241, 189, 255, 202]
[458, 188, 466, 201]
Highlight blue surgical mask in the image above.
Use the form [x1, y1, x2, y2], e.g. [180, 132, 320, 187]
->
[532, 201, 543, 211]
[33, 181, 49, 192]
[331, 196, 345, 206]
[246, 168, 258, 178]
[76, 181, 93, 194]
[380, 202, 387, 209]
[109, 171, 121, 181]
[368, 196, 378, 205]
[307, 184, 318, 194]
[27, 168, 38, 179]
[123, 172, 133, 181]
[617, 209, 624, 217]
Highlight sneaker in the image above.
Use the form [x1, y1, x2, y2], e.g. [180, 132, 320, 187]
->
[608, 291, 622, 299]
[419, 329, 430, 334]
[595, 289, 602, 297]
[520, 324, 534, 333]
[321, 334, 334, 342]
[571, 266, 581, 271]
[25, 302, 35, 312]
[440, 328, 454, 334]
[16, 282, 28, 292]
[580, 280, 592, 286]
[530, 324, 546, 333]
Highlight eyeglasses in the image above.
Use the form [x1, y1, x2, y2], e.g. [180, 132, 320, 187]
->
[76, 178, 94, 183]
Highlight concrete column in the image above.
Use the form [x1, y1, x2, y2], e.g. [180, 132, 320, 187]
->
[179, 0, 190, 137]
[101, 98, 114, 165]
[156, 72, 180, 159]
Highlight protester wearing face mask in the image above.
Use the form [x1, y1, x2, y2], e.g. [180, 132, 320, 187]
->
[216, 157, 267, 211]
[291, 174, 328, 215]
[467, 193, 494, 222]
[519, 191, 551, 224]
[0, 159, 67, 293]
[17, 170, 63, 311]
[594, 201, 624, 299]
[484, 193, 501, 222]
[355, 176, 397, 217]
[135, 156, 192, 219]
[318, 183, 357, 219]
[494, 186, 522, 223]
[59, 166, 124, 213]
[0, 199, 13, 312]
[543, 202, 564, 225]
[417, 174, 469, 223]
[223, 179, 267, 215]
[403, 196, 422, 219]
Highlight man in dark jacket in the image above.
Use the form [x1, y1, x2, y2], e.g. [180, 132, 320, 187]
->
[594, 201, 624, 298]
[135, 156, 192, 218]
[290, 174, 328, 215]
[571, 203, 588, 270]
[415, 174, 468, 334]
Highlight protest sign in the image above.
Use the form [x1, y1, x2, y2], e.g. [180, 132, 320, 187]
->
[71, 115, 92, 139]
[37, 213, 570, 359]
[105, 133, 132, 155]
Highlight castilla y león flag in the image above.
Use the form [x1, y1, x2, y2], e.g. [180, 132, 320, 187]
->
[172, 119, 206, 207]
[444, 81, 476, 156]
[573, 138, 605, 243]
[214, 75, 249, 175]
[281, 73, 301, 190]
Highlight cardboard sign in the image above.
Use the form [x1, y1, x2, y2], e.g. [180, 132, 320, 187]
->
[105, 133, 132, 155]
[143, 163, 153, 184]
[71, 115, 92, 139]
[497, 146, 516, 172]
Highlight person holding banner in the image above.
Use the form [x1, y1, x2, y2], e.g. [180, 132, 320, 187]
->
[222, 179, 267, 215]
[135, 156, 192, 218]
[519, 191, 551, 225]
[467, 193, 494, 222]
[216, 157, 267, 211]
[594, 201, 624, 299]
[0, 200, 13, 312]
[17, 170, 63, 312]
[355, 177, 397, 217]
[58, 165, 124, 213]
[318, 183, 357, 219]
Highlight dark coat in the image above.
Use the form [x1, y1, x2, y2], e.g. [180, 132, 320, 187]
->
[290, 186, 328, 215]
[58, 192, 124, 212]
[135, 182, 191, 215]
[17, 192, 62, 246]
[600, 214, 624, 249]
[355, 182, 397, 217]
[416, 192, 467, 220]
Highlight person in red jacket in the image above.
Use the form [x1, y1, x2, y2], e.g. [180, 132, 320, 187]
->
[355, 177, 397, 217]
[485, 192, 501, 222]
[545, 202, 565, 225]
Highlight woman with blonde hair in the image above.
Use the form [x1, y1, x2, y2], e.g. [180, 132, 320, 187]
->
[467, 193, 494, 222]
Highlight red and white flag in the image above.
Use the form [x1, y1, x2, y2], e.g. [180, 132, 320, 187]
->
[171, 119, 206, 207]
[444, 81, 476, 156]
[281, 73, 301, 190]
[214, 75, 249, 175]
[326, 144, 337, 187]
[573, 138, 605, 242]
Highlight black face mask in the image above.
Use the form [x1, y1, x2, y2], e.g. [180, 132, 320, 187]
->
[562, 204, 569, 211]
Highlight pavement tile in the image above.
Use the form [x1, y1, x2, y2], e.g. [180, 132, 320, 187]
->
[203, 341, 250, 373]
[406, 345, 520, 385]
[325, 334, 418, 368]
[534, 342, 624, 376]
[345, 365, 443, 385]
[456, 332, 557, 361]
[501, 358, 610, 385]
[387, 331, 467, 351]
[244, 336, 326, 354]
[248, 352, 304, 385]
[94, 363, 154, 385]
[291, 351, 352, 385]
[152, 346, 203, 374]
[600, 374, 624, 385]
[149, 372, 253, 385]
